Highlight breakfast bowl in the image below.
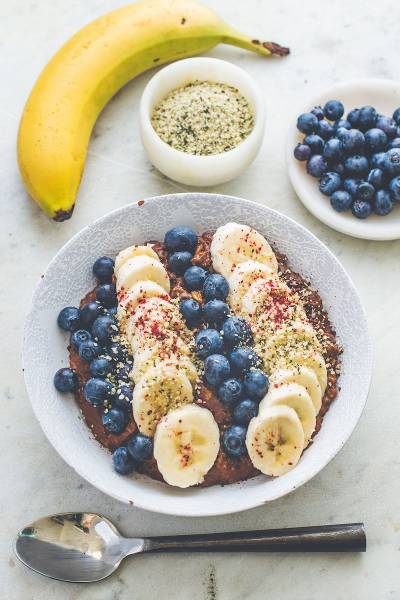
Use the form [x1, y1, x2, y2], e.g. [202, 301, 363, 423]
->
[139, 57, 266, 186]
[23, 193, 372, 516]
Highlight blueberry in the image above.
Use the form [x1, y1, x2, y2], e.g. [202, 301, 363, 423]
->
[127, 433, 153, 461]
[104, 306, 118, 319]
[356, 182, 375, 203]
[393, 107, 400, 125]
[79, 340, 101, 362]
[375, 115, 397, 139]
[233, 399, 258, 426]
[243, 369, 269, 400]
[102, 408, 128, 434]
[164, 226, 197, 253]
[113, 447, 135, 475]
[323, 100, 344, 121]
[352, 200, 372, 219]
[364, 128, 388, 153]
[383, 148, 400, 176]
[228, 347, 262, 376]
[367, 168, 384, 189]
[304, 134, 324, 154]
[96, 283, 117, 308]
[92, 315, 118, 345]
[341, 129, 365, 155]
[183, 265, 208, 291]
[388, 138, 400, 149]
[347, 108, 360, 127]
[90, 357, 112, 378]
[311, 106, 324, 120]
[297, 112, 319, 134]
[80, 301, 103, 329]
[374, 190, 393, 215]
[83, 377, 112, 407]
[293, 143, 311, 161]
[370, 152, 386, 169]
[195, 328, 223, 358]
[343, 178, 361, 196]
[93, 256, 115, 283]
[70, 329, 92, 350]
[54, 368, 78, 392]
[114, 384, 133, 411]
[203, 300, 229, 327]
[323, 138, 342, 162]
[115, 363, 133, 383]
[334, 119, 351, 131]
[222, 317, 252, 348]
[217, 378, 243, 409]
[168, 251, 193, 275]
[317, 120, 334, 140]
[344, 155, 369, 177]
[203, 274, 229, 301]
[204, 354, 230, 387]
[357, 105, 377, 131]
[330, 190, 353, 212]
[336, 127, 350, 141]
[330, 162, 345, 176]
[222, 425, 247, 458]
[108, 342, 128, 362]
[306, 155, 327, 178]
[180, 298, 202, 328]
[389, 176, 400, 202]
[57, 307, 80, 332]
[319, 172, 342, 196]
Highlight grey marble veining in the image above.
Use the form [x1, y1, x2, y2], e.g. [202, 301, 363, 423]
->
[1, 0, 400, 598]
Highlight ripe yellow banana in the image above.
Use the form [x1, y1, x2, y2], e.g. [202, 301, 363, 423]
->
[17, 0, 289, 221]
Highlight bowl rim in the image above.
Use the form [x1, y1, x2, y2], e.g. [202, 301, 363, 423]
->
[22, 193, 373, 516]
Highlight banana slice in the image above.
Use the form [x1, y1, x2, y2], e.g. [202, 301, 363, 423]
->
[125, 298, 181, 353]
[132, 365, 193, 436]
[116, 255, 170, 295]
[241, 274, 288, 316]
[228, 261, 274, 311]
[259, 383, 316, 445]
[115, 244, 159, 276]
[268, 348, 327, 395]
[154, 404, 220, 488]
[131, 343, 198, 385]
[118, 280, 169, 319]
[269, 367, 322, 414]
[211, 223, 278, 279]
[246, 405, 304, 476]
[261, 321, 321, 365]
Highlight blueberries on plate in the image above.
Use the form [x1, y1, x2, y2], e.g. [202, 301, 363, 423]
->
[343, 178, 360, 196]
[356, 182, 375, 203]
[164, 226, 197, 253]
[384, 148, 400, 176]
[127, 433, 153, 461]
[319, 172, 341, 196]
[168, 251, 193, 275]
[296, 112, 319, 135]
[96, 283, 117, 308]
[389, 176, 400, 202]
[370, 152, 386, 169]
[78, 339, 101, 362]
[306, 155, 327, 178]
[204, 354, 230, 387]
[183, 265, 208, 290]
[92, 315, 118, 345]
[80, 301, 103, 329]
[113, 447, 135, 475]
[375, 115, 397, 139]
[203, 300, 230, 327]
[374, 190, 393, 215]
[367, 168, 384, 189]
[217, 378, 243, 409]
[233, 399, 258, 426]
[228, 347, 262, 376]
[304, 134, 324, 154]
[293, 143, 311, 161]
[180, 298, 202, 328]
[70, 329, 92, 351]
[364, 128, 388, 153]
[222, 425, 247, 458]
[352, 200, 372, 219]
[54, 368, 78, 392]
[83, 377, 112, 407]
[102, 408, 128, 434]
[93, 256, 115, 283]
[344, 155, 369, 177]
[90, 357, 112, 378]
[203, 274, 229, 302]
[341, 129, 365, 155]
[330, 190, 353, 212]
[195, 328, 224, 358]
[57, 306, 80, 332]
[243, 369, 269, 400]
[357, 105, 377, 131]
[322, 138, 342, 162]
[323, 99, 344, 121]
[222, 316, 252, 348]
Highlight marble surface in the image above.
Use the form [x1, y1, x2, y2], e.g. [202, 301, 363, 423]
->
[1, 0, 400, 598]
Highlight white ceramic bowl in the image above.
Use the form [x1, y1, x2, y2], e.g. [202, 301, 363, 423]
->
[140, 57, 265, 186]
[286, 78, 400, 240]
[23, 194, 372, 516]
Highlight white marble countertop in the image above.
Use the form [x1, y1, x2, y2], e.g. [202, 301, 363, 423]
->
[1, 0, 400, 598]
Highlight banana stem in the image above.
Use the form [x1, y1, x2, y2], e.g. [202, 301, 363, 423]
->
[221, 27, 289, 57]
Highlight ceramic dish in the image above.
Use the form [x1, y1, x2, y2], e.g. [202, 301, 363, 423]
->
[23, 193, 372, 516]
[286, 78, 400, 241]
[140, 57, 265, 186]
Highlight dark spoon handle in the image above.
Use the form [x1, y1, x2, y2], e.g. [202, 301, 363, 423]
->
[145, 523, 366, 553]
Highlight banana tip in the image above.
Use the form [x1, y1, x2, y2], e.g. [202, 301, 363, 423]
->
[252, 40, 290, 57]
[53, 206, 75, 222]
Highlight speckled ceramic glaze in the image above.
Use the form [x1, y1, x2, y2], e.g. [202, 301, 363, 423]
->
[23, 194, 372, 516]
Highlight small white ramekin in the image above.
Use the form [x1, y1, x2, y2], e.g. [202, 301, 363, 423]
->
[139, 57, 266, 186]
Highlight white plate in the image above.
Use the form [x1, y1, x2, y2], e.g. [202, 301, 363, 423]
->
[286, 78, 400, 240]
[23, 194, 372, 516]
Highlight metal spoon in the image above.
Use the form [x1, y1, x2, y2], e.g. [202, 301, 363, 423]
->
[14, 513, 366, 583]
